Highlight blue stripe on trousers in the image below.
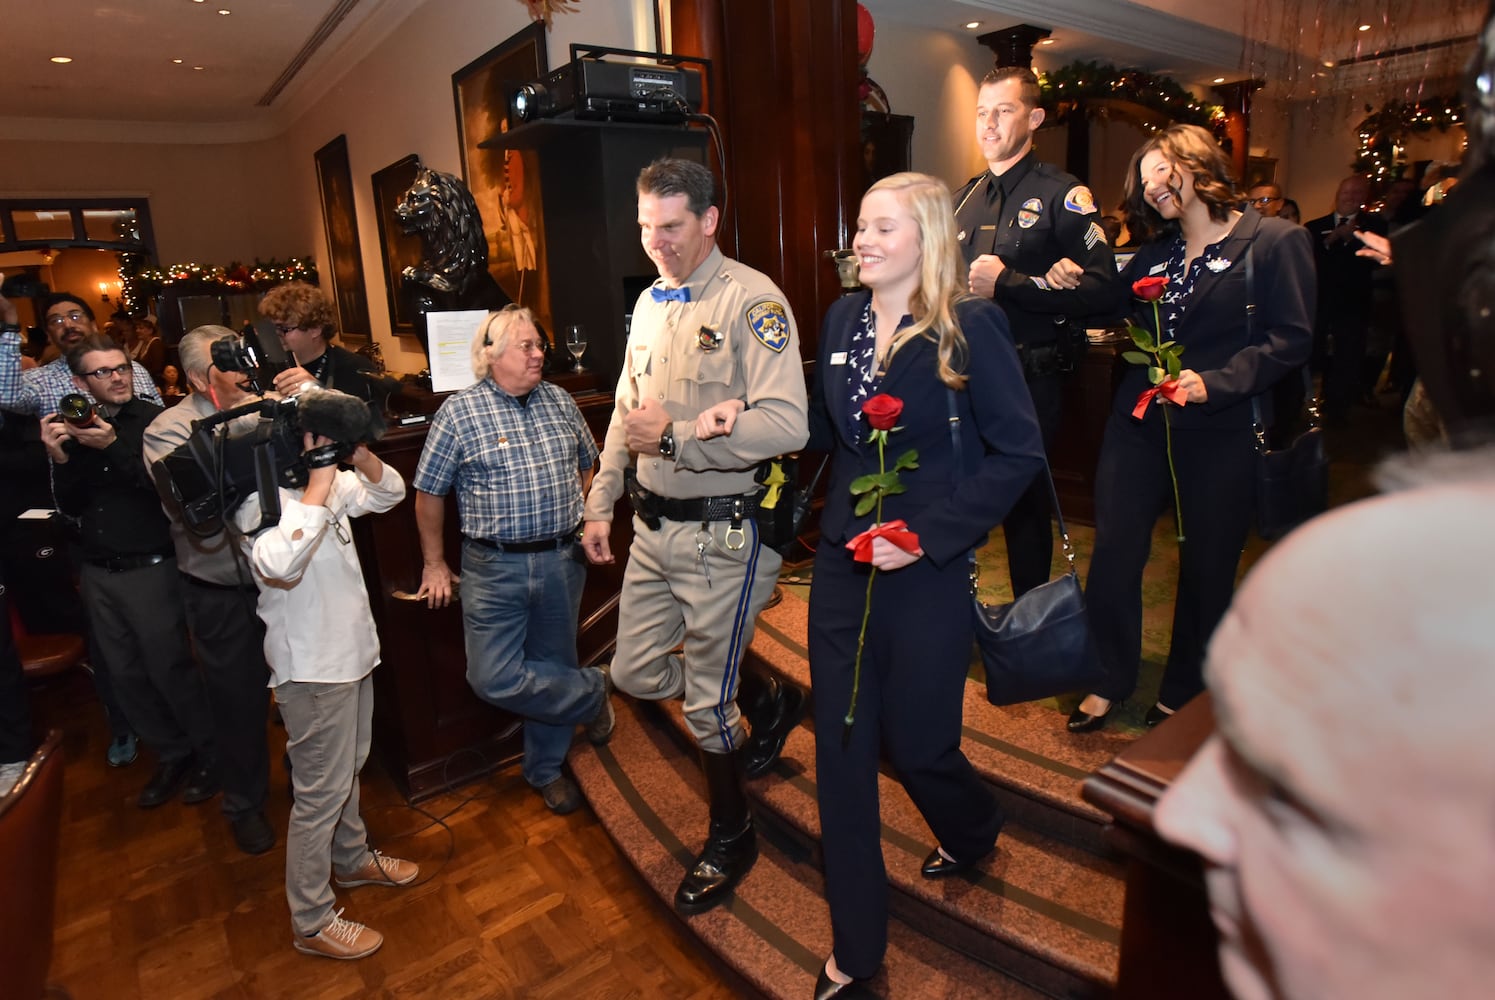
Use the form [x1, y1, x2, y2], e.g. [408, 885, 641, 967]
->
[712, 520, 761, 751]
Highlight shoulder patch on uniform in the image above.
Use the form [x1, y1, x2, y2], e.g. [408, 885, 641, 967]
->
[746, 301, 790, 353]
[1084, 221, 1107, 250]
[1064, 186, 1098, 215]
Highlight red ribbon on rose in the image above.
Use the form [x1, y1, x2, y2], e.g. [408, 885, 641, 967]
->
[845, 519, 921, 563]
[1131, 378, 1190, 418]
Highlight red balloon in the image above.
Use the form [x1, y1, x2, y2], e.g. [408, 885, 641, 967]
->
[856, 3, 875, 65]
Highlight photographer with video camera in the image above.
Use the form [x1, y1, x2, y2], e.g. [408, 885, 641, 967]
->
[258, 281, 390, 414]
[142, 325, 278, 855]
[42, 334, 218, 809]
[230, 389, 413, 961]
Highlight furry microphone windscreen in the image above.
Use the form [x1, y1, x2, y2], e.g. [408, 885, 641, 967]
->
[295, 388, 384, 444]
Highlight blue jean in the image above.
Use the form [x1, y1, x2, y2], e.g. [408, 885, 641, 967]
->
[460, 540, 604, 788]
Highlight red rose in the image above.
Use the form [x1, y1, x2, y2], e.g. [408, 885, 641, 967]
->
[1133, 276, 1169, 301]
[861, 393, 903, 431]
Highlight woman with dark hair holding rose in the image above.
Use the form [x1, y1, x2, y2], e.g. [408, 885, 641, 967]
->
[1047, 124, 1314, 733]
[805, 172, 1045, 997]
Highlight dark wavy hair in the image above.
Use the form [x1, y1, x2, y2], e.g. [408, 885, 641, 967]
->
[1122, 124, 1239, 243]
[637, 158, 719, 217]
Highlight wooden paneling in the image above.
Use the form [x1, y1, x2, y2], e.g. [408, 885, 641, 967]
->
[667, 0, 863, 361]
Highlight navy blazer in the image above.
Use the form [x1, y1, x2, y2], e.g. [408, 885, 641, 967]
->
[809, 293, 1046, 570]
[1110, 208, 1315, 430]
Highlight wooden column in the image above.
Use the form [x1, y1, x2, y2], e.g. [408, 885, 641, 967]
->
[976, 23, 1051, 69]
[1211, 79, 1263, 181]
[665, 0, 863, 359]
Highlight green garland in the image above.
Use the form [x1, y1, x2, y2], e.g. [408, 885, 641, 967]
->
[1352, 95, 1466, 180]
[118, 255, 317, 313]
[1039, 61, 1225, 132]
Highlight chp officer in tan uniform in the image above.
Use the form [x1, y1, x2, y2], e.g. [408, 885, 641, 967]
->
[582, 158, 809, 916]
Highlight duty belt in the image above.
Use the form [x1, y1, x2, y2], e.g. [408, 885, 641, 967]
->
[87, 551, 173, 573]
[1017, 340, 1065, 379]
[625, 469, 760, 546]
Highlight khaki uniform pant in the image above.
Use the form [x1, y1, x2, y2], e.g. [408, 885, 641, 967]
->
[612, 515, 780, 754]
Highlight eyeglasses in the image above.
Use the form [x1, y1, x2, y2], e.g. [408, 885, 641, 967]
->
[273, 323, 301, 336]
[45, 310, 88, 329]
[81, 363, 132, 380]
[510, 340, 545, 355]
[1251, 196, 1282, 205]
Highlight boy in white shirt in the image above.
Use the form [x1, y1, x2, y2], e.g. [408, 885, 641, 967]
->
[236, 429, 414, 960]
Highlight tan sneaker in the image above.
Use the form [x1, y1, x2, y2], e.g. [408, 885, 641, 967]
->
[293, 909, 383, 960]
[334, 850, 418, 888]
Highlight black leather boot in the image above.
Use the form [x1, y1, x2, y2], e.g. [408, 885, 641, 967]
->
[675, 748, 758, 915]
[738, 671, 805, 779]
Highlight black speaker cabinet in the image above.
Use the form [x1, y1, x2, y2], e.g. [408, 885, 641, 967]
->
[481, 119, 709, 386]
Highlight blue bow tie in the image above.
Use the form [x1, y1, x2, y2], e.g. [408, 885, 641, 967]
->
[650, 285, 691, 303]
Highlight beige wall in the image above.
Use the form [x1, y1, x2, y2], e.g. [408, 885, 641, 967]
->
[0, 0, 651, 374]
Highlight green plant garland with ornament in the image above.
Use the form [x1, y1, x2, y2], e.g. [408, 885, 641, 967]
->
[1352, 94, 1466, 181]
[116, 254, 318, 314]
[1039, 61, 1225, 133]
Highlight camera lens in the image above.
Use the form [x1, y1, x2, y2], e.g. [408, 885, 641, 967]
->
[58, 393, 95, 427]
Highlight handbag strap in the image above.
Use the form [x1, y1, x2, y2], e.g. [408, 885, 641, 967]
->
[1246, 243, 1319, 453]
[947, 389, 1077, 588]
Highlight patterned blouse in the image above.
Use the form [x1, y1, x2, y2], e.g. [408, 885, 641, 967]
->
[847, 299, 914, 440]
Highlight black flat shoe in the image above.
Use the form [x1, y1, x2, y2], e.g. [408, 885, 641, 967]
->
[1144, 703, 1176, 729]
[1067, 699, 1115, 734]
[920, 845, 991, 879]
[814, 965, 877, 999]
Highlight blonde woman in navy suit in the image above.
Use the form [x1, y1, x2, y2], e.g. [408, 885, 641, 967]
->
[806, 172, 1046, 997]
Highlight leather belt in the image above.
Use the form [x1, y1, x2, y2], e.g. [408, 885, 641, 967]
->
[651, 494, 760, 523]
[464, 528, 578, 554]
[87, 552, 173, 573]
[180, 572, 258, 593]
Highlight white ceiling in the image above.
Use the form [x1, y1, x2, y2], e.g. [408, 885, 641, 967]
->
[4, 0, 1485, 138]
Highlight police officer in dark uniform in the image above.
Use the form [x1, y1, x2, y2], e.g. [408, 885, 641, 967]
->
[954, 66, 1118, 597]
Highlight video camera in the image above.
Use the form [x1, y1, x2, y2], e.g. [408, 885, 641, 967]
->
[150, 386, 385, 536]
[211, 333, 283, 396]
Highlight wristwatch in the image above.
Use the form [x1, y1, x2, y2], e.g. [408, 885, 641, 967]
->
[658, 425, 677, 460]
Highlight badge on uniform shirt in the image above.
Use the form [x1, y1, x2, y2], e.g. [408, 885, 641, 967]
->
[698, 324, 724, 351]
[747, 301, 790, 353]
[1064, 186, 1098, 215]
[1017, 198, 1043, 229]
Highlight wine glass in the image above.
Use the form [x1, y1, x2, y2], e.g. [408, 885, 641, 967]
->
[565, 324, 588, 373]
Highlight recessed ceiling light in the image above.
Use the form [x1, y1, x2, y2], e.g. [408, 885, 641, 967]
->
[50, 56, 72, 64]
[964, 21, 980, 29]
[1213, 77, 1225, 83]
[172, 58, 183, 64]
[1358, 24, 1371, 31]
[218, 8, 230, 13]
[1323, 60, 1335, 67]
[1039, 38, 1055, 45]
[192, 0, 206, 4]
[193, 65, 205, 70]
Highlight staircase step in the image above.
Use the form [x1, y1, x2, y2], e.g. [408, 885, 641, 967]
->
[650, 697, 1122, 997]
[749, 588, 1135, 852]
[570, 699, 1050, 1000]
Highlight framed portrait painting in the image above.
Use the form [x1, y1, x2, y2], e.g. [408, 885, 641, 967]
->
[312, 134, 371, 342]
[452, 23, 551, 331]
[370, 154, 424, 336]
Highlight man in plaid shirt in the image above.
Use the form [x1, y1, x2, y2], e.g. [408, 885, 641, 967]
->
[412, 305, 612, 815]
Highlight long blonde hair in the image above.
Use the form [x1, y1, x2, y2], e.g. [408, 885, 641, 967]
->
[866, 172, 970, 388]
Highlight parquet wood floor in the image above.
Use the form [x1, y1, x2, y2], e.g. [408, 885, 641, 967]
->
[35, 681, 745, 1000]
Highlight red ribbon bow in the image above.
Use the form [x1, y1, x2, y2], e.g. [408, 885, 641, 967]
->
[845, 519, 922, 563]
[1132, 379, 1189, 419]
